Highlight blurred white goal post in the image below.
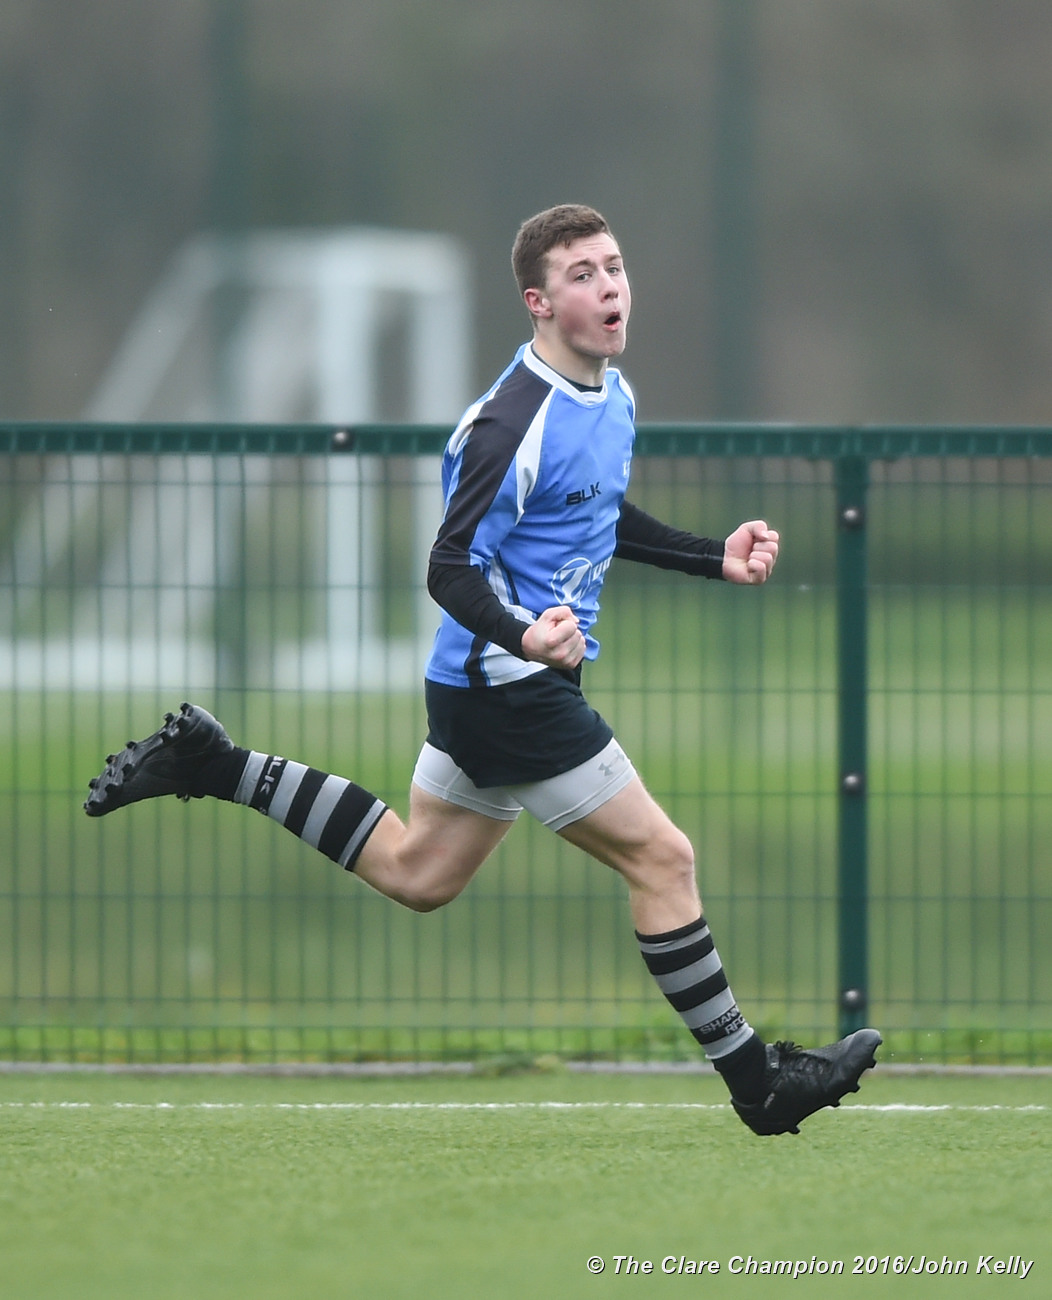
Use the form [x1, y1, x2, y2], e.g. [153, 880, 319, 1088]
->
[2, 228, 471, 692]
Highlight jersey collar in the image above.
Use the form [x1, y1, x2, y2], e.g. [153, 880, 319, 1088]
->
[522, 343, 612, 404]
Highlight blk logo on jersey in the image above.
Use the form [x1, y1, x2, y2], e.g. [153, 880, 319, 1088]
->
[565, 482, 601, 506]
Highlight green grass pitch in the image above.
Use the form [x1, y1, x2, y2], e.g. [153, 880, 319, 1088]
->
[0, 1069, 1047, 1299]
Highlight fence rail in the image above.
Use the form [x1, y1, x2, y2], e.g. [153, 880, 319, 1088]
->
[2, 423, 1050, 1065]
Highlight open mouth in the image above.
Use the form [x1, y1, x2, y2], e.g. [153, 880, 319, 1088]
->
[603, 312, 622, 328]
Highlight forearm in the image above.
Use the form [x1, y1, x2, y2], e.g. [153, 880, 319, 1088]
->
[426, 560, 532, 659]
[614, 500, 726, 578]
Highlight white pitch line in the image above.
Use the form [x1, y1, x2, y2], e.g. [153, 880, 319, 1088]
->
[0, 1101, 1046, 1113]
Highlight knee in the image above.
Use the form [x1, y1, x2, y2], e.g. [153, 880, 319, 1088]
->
[392, 868, 464, 914]
[655, 825, 697, 882]
[400, 888, 452, 914]
[628, 824, 697, 894]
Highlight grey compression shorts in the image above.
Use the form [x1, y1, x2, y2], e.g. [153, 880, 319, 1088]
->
[411, 736, 637, 832]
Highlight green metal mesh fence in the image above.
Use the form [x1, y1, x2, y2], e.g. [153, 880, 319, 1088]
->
[1, 424, 1049, 1064]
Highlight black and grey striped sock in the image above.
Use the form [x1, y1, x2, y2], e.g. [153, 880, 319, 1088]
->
[637, 915, 767, 1101]
[230, 751, 388, 872]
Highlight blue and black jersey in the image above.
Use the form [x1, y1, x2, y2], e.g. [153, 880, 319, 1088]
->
[424, 343, 727, 691]
[425, 344, 635, 688]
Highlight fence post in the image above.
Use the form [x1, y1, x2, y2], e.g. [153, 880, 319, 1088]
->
[835, 453, 870, 1036]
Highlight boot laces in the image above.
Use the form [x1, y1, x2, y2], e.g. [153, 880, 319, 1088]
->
[771, 1040, 828, 1083]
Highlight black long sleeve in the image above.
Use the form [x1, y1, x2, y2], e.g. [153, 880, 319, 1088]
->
[427, 561, 533, 659]
[614, 500, 725, 578]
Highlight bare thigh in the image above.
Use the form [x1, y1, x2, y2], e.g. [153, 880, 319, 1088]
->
[353, 780, 514, 912]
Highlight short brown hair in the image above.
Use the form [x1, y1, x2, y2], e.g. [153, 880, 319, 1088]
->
[511, 204, 613, 296]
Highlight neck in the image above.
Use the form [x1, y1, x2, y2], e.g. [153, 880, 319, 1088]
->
[530, 335, 608, 388]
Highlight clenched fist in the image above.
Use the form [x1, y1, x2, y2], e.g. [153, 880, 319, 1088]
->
[723, 520, 779, 585]
[521, 605, 586, 670]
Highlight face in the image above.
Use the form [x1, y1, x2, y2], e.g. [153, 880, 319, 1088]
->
[525, 232, 631, 380]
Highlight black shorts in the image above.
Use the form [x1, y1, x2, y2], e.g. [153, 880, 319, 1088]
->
[424, 669, 615, 788]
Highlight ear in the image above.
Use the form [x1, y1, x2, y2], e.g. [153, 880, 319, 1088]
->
[523, 286, 553, 321]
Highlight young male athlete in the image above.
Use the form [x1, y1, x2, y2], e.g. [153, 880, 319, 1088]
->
[85, 204, 880, 1135]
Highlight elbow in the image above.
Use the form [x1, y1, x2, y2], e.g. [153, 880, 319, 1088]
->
[426, 560, 444, 603]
